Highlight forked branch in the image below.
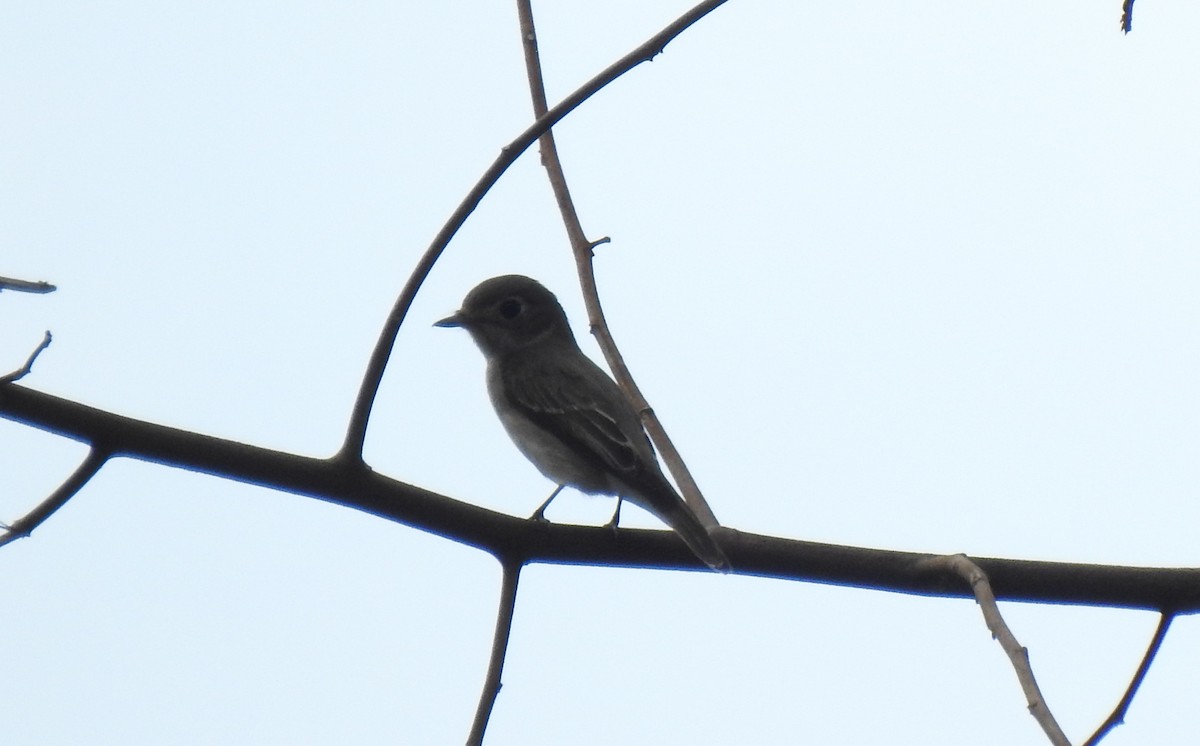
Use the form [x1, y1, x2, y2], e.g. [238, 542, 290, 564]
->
[339, 0, 732, 464]
[8, 383, 1200, 615]
[920, 554, 1070, 746]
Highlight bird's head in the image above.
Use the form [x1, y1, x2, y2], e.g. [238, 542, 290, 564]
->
[435, 274, 576, 357]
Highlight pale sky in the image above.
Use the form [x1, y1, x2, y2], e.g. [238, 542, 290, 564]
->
[3, 1, 1199, 744]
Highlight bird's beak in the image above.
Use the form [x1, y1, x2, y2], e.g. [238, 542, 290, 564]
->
[434, 311, 466, 328]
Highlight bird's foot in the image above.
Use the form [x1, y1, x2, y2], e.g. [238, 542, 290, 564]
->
[529, 485, 565, 523]
[602, 498, 624, 537]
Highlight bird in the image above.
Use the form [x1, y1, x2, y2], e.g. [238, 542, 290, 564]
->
[435, 274, 730, 572]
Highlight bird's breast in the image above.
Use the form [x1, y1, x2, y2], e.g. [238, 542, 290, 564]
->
[485, 363, 612, 495]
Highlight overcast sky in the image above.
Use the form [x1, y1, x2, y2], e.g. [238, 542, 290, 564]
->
[3, 1, 1199, 744]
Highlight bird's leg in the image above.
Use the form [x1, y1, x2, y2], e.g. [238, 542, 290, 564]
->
[602, 497, 624, 536]
[529, 485, 565, 522]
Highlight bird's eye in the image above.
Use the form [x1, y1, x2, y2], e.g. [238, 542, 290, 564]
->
[498, 298, 523, 320]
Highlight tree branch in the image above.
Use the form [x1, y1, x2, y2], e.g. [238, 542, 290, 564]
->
[1083, 612, 1174, 745]
[1, 331, 52, 384]
[921, 554, 1069, 745]
[514, 0, 726, 529]
[467, 559, 523, 746]
[4, 383, 1200, 614]
[0, 276, 57, 294]
[0, 446, 109, 549]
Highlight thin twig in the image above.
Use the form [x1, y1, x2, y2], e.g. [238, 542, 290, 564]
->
[0, 447, 109, 550]
[1, 331, 53, 384]
[0, 276, 57, 294]
[1082, 612, 1174, 746]
[920, 553, 1070, 746]
[515, 0, 727, 529]
[339, 0, 732, 463]
[466, 559, 523, 746]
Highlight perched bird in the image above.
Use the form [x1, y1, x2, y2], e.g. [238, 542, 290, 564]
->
[435, 274, 729, 572]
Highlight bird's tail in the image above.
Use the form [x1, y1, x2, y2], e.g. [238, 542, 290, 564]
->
[659, 500, 731, 573]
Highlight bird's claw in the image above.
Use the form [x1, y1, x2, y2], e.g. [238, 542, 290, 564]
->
[602, 498, 623, 536]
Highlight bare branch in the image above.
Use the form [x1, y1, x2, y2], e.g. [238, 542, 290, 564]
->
[1, 331, 53, 384]
[919, 554, 1070, 746]
[0, 276, 57, 294]
[1083, 613, 1174, 746]
[340, 0, 732, 463]
[5, 384, 1200, 613]
[515, 0, 726, 530]
[0, 447, 109, 550]
[466, 559, 523, 746]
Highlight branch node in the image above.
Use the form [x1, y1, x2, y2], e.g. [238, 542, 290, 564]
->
[919, 553, 1070, 746]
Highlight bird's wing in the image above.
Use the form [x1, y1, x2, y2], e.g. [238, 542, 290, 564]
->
[503, 357, 644, 476]
[504, 352, 731, 571]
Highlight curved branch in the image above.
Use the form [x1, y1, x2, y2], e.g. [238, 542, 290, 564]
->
[4, 383, 1200, 614]
[339, 0, 732, 463]
[515, 0, 726, 529]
